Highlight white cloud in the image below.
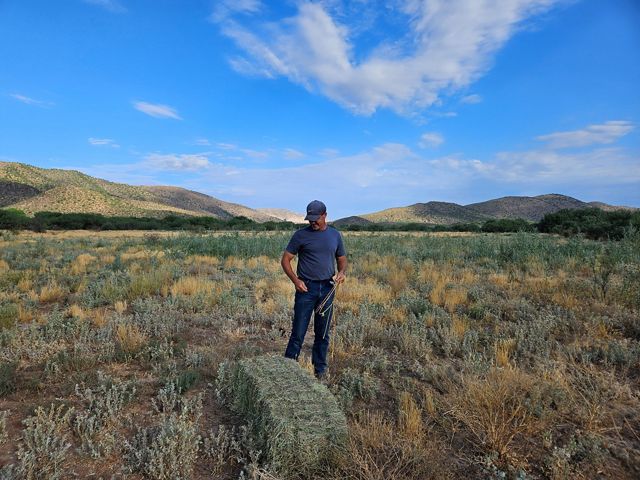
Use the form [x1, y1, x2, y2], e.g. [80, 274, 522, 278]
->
[82, 0, 127, 13]
[536, 120, 635, 149]
[133, 101, 182, 120]
[211, 0, 262, 22]
[216, 142, 237, 150]
[194, 138, 211, 146]
[419, 132, 444, 148]
[10, 93, 54, 108]
[319, 148, 340, 157]
[461, 94, 482, 104]
[284, 148, 305, 159]
[215, 0, 561, 115]
[88, 137, 119, 148]
[145, 153, 210, 171]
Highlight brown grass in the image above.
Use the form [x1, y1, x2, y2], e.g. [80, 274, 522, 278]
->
[398, 392, 423, 439]
[450, 368, 551, 465]
[38, 282, 66, 303]
[494, 339, 516, 368]
[116, 323, 147, 355]
[70, 253, 96, 275]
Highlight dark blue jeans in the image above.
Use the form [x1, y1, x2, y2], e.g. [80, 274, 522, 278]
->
[284, 279, 335, 375]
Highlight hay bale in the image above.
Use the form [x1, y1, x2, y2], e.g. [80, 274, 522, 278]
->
[220, 355, 347, 476]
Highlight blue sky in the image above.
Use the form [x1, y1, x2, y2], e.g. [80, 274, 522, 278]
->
[1, 0, 639, 218]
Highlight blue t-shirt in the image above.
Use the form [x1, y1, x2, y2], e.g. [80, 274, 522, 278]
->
[285, 226, 346, 281]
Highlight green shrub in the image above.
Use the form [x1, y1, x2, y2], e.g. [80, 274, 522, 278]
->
[0, 362, 18, 397]
[16, 404, 74, 480]
[0, 303, 18, 330]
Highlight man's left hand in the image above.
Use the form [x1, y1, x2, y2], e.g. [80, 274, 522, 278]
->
[333, 272, 346, 284]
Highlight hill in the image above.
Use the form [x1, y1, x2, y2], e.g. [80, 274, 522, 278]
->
[0, 162, 276, 221]
[361, 201, 491, 224]
[257, 208, 305, 223]
[339, 194, 636, 225]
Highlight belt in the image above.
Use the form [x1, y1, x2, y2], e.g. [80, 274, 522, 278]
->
[300, 278, 333, 283]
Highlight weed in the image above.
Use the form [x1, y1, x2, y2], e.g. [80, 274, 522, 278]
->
[0, 361, 18, 397]
[0, 410, 7, 445]
[16, 404, 74, 480]
[125, 399, 202, 480]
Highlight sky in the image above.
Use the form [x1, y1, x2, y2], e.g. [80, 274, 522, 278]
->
[1, 0, 639, 218]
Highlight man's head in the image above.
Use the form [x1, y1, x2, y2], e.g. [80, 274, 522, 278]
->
[305, 200, 327, 230]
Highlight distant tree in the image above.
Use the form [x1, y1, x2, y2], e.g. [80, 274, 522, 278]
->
[0, 208, 28, 230]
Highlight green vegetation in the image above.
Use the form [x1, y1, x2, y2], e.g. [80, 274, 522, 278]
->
[0, 230, 638, 478]
[2, 206, 637, 240]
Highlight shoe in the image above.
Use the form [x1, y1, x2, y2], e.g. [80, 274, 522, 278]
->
[314, 371, 328, 381]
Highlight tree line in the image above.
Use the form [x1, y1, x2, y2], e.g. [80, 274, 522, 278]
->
[1, 207, 638, 240]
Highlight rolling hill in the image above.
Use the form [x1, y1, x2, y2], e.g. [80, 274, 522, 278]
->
[341, 194, 635, 225]
[0, 162, 276, 221]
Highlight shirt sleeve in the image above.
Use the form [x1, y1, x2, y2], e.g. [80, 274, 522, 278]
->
[335, 231, 346, 257]
[285, 231, 301, 254]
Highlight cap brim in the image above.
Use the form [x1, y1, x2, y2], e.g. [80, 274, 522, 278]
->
[305, 214, 321, 221]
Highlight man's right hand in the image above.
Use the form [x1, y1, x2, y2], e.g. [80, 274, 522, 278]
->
[294, 278, 308, 292]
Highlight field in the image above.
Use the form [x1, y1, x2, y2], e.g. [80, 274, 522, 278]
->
[0, 229, 639, 479]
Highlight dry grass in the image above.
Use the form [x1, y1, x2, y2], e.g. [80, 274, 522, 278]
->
[337, 278, 393, 314]
[120, 248, 164, 263]
[115, 323, 147, 355]
[114, 300, 128, 314]
[90, 308, 108, 327]
[170, 276, 217, 296]
[17, 274, 33, 293]
[18, 304, 34, 323]
[494, 339, 516, 368]
[70, 253, 96, 275]
[339, 410, 452, 480]
[398, 392, 423, 439]
[450, 368, 551, 465]
[0, 259, 9, 271]
[38, 282, 66, 303]
[67, 304, 85, 320]
[224, 256, 246, 270]
[450, 315, 469, 340]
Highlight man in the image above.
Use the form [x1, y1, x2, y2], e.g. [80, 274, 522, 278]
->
[281, 200, 347, 379]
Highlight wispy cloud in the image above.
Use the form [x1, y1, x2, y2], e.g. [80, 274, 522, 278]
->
[283, 148, 305, 160]
[133, 101, 182, 120]
[216, 143, 237, 150]
[145, 153, 210, 171]
[194, 138, 212, 146]
[536, 120, 635, 149]
[211, 0, 261, 22]
[319, 148, 340, 157]
[82, 0, 127, 13]
[214, 0, 561, 115]
[419, 132, 444, 148]
[461, 94, 483, 104]
[10, 93, 54, 108]
[88, 137, 119, 148]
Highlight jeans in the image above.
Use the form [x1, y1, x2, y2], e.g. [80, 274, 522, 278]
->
[284, 279, 335, 375]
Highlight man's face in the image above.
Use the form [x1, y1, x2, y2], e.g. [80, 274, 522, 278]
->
[309, 213, 327, 230]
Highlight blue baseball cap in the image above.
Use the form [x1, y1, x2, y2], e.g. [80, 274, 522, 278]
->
[304, 200, 326, 221]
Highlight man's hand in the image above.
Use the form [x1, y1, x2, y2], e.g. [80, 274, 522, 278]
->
[294, 278, 308, 292]
[333, 271, 346, 284]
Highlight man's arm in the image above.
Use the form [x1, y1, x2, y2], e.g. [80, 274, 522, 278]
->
[334, 255, 347, 284]
[281, 251, 308, 292]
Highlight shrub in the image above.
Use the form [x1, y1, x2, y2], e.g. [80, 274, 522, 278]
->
[125, 400, 202, 479]
[0, 410, 7, 445]
[16, 404, 74, 480]
[449, 368, 556, 466]
[0, 361, 18, 397]
[73, 373, 136, 457]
